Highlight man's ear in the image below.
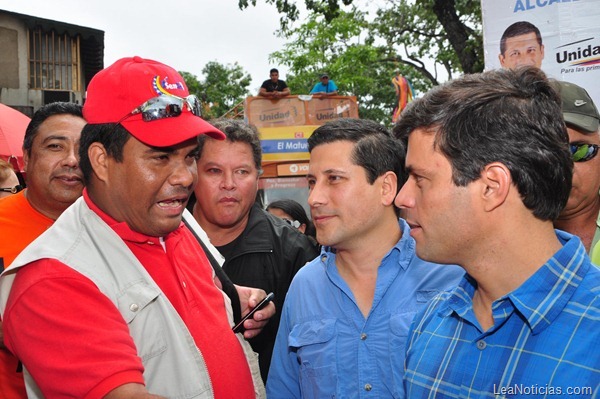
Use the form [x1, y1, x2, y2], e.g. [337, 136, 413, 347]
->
[480, 162, 511, 212]
[22, 149, 29, 175]
[498, 53, 506, 68]
[381, 171, 399, 207]
[88, 143, 109, 183]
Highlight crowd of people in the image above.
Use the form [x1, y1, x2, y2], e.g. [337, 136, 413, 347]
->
[0, 54, 599, 399]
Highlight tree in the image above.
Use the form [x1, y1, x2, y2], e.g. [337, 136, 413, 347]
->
[270, 9, 399, 123]
[238, 0, 482, 76]
[180, 61, 252, 120]
[238, 0, 483, 124]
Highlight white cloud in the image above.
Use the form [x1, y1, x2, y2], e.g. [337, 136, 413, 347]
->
[0, 0, 290, 93]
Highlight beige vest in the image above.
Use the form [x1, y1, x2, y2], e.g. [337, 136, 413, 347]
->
[0, 197, 265, 398]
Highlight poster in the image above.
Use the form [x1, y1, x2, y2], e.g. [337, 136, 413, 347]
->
[482, 0, 600, 106]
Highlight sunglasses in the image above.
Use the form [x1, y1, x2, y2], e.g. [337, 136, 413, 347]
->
[131, 93, 202, 122]
[110, 93, 203, 135]
[570, 143, 599, 162]
[0, 185, 23, 194]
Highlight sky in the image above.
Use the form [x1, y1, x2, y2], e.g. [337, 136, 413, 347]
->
[0, 0, 290, 93]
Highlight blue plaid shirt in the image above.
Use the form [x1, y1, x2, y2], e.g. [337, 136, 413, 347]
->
[404, 230, 600, 398]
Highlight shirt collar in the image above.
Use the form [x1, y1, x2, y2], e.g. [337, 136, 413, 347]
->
[439, 230, 590, 334]
[438, 275, 476, 319]
[507, 230, 589, 334]
[319, 217, 416, 271]
[83, 188, 173, 245]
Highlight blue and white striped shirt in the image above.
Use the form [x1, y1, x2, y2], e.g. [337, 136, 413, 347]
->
[404, 229, 600, 398]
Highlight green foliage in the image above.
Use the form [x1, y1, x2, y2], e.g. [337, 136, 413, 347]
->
[239, 0, 354, 30]
[180, 61, 252, 120]
[239, 0, 483, 125]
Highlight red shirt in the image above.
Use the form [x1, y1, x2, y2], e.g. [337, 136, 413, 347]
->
[3, 190, 255, 398]
[0, 190, 54, 398]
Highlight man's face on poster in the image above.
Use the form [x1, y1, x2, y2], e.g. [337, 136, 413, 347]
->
[499, 32, 544, 69]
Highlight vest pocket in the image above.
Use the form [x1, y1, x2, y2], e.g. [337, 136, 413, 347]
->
[116, 281, 167, 361]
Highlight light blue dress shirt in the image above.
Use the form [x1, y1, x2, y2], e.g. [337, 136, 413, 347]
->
[267, 218, 465, 398]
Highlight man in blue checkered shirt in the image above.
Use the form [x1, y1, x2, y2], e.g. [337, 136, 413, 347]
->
[393, 67, 600, 398]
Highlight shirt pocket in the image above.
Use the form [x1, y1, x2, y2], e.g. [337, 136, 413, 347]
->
[416, 289, 442, 303]
[116, 281, 167, 361]
[389, 311, 416, 398]
[289, 318, 338, 399]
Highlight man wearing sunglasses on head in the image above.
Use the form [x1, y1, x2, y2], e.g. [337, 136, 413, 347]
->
[552, 81, 600, 262]
[0, 57, 266, 398]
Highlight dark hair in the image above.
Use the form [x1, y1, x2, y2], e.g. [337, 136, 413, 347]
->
[267, 199, 316, 239]
[308, 118, 406, 187]
[79, 123, 131, 185]
[500, 21, 542, 55]
[270, 68, 279, 74]
[23, 102, 83, 155]
[198, 119, 263, 174]
[393, 67, 572, 221]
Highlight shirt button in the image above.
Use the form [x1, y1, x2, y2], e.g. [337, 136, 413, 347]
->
[182, 281, 187, 289]
[364, 384, 372, 391]
[321, 255, 327, 262]
[147, 241, 154, 245]
[476, 340, 486, 350]
[360, 333, 368, 340]
[130, 303, 139, 312]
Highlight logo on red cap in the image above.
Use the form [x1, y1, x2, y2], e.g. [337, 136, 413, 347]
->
[152, 76, 185, 96]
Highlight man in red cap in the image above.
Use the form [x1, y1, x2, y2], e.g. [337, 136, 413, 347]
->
[0, 57, 266, 398]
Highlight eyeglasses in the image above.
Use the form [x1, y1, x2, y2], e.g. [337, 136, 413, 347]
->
[130, 93, 202, 122]
[570, 143, 599, 162]
[0, 185, 23, 194]
[283, 219, 301, 228]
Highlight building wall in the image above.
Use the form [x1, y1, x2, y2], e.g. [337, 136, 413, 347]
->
[0, 14, 33, 112]
[0, 12, 86, 115]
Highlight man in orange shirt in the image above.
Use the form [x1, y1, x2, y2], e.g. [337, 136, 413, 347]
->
[0, 101, 85, 398]
[0, 102, 85, 268]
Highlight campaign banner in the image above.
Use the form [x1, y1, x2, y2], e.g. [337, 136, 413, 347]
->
[304, 97, 359, 125]
[245, 97, 306, 128]
[482, 0, 600, 106]
[258, 125, 319, 161]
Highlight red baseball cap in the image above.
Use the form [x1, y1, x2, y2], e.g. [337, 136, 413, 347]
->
[83, 56, 225, 146]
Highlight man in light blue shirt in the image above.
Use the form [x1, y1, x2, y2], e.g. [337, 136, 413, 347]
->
[309, 73, 338, 96]
[267, 118, 464, 398]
